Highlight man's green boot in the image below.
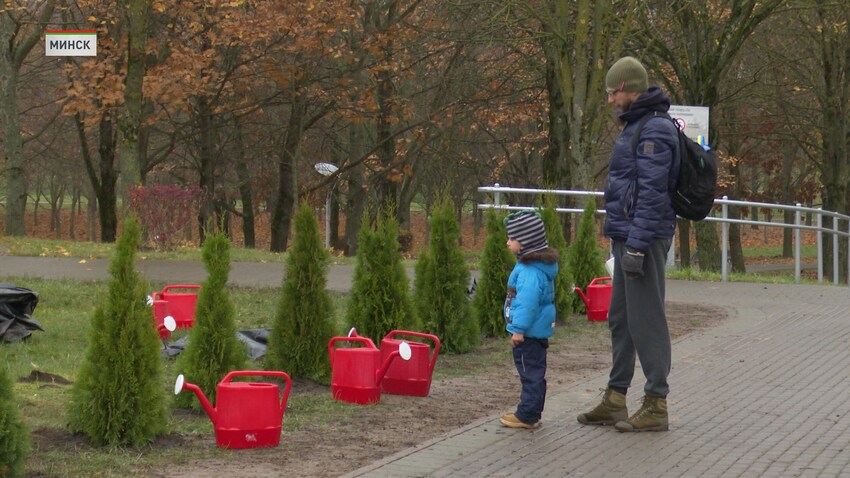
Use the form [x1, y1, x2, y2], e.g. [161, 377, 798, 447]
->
[576, 388, 628, 425]
[614, 395, 668, 432]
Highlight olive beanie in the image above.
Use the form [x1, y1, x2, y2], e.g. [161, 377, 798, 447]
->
[605, 56, 648, 93]
[504, 211, 548, 257]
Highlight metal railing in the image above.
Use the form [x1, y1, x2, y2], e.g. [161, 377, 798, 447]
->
[478, 184, 850, 285]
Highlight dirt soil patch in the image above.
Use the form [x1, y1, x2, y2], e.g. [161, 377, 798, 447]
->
[28, 303, 724, 477]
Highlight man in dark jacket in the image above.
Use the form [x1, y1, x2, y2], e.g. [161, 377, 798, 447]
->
[576, 56, 678, 432]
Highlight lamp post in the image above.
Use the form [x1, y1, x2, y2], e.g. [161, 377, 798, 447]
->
[313, 162, 339, 249]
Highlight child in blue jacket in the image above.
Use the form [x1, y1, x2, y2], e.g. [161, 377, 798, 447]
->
[500, 210, 559, 429]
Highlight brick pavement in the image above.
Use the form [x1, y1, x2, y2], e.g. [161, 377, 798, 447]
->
[343, 280, 850, 478]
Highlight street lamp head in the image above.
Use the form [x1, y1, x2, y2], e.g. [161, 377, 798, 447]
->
[314, 162, 339, 177]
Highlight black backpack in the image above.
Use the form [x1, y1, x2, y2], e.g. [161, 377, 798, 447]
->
[631, 112, 718, 221]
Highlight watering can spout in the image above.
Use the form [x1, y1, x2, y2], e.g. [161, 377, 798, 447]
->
[174, 374, 216, 422]
[575, 277, 613, 322]
[574, 286, 590, 309]
[374, 341, 412, 386]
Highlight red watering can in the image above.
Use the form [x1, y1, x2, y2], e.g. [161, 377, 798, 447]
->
[328, 334, 411, 404]
[150, 284, 201, 340]
[380, 330, 440, 397]
[148, 297, 175, 340]
[174, 370, 292, 449]
[574, 276, 613, 322]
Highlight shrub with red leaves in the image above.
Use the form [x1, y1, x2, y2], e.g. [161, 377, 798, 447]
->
[128, 185, 204, 250]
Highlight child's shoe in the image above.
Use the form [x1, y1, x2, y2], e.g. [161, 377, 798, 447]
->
[499, 412, 541, 429]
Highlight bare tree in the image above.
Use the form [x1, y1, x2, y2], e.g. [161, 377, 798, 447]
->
[635, 0, 785, 272]
[758, 1, 850, 279]
[0, 0, 56, 236]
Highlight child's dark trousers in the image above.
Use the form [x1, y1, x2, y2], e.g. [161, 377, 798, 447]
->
[512, 337, 548, 424]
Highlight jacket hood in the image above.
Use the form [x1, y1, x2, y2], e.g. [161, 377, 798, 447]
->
[518, 248, 559, 279]
[619, 86, 670, 124]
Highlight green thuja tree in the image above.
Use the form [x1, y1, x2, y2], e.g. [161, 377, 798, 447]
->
[569, 198, 607, 313]
[347, 210, 417, 343]
[0, 362, 28, 478]
[68, 216, 168, 446]
[266, 202, 336, 380]
[414, 195, 478, 353]
[413, 246, 434, 323]
[472, 209, 515, 337]
[541, 196, 574, 320]
[174, 230, 246, 409]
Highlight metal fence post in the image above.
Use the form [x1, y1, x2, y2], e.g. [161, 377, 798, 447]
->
[721, 196, 729, 282]
[796, 205, 802, 284]
[833, 214, 840, 284]
[817, 210, 823, 282]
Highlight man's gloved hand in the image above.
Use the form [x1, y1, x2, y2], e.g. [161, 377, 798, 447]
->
[621, 248, 645, 279]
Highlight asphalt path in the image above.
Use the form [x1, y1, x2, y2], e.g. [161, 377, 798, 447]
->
[0, 254, 812, 293]
[0, 255, 359, 292]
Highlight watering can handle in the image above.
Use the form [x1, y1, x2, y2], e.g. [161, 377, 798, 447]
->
[327, 336, 377, 368]
[384, 330, 441, 370]
[589, 276, 612, 287]
[221, 370, 293, 411]
[161, 284, 202, 293]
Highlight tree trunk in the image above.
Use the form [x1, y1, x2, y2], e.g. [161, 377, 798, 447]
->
[49, 178, 65, 239]
[344, 168, 367, 256]
[344, 126, 368, 256]
[816, 12, 850, 281]
[234, 118, 255, 248]
[728, 221, 745, 274]
[97, 118, 119, 242]
[30, 183, 40, 229]
[541, 37, 574, 243]
[374, 66, 398, 215]
[118, 0, 150, 192]
[196, 97, 216, 243]
[0, 1, 55, 236]
[74, 112, 118, 242]
[87, 188, 98, 242]
[541, 39, 569, 187]
[678, 219, 691, 268]
[330, 188, 341, 250]
[138, 100, 154, 183]
[270, 93, 307, 252]
[396, 178, 414, 236]
[695, 221, 722, 272]
[1, 67, 25, 236]
[69, 187, 78, 240]
[728, 148, 745, 274]
[364, 1, 400, 217]
[822, 181, 848, 280]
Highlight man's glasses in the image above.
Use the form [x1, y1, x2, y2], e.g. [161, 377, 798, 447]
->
[606, 88, 619, 97]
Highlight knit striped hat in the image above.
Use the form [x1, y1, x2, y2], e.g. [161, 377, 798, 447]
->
[504, 211, 548, 257]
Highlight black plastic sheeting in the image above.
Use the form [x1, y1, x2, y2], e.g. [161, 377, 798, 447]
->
[0, 284, 43, 343]
[161, 328, 270, 359]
